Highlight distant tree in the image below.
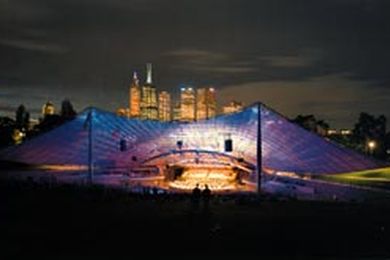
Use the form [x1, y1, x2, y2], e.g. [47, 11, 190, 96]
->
[315, 119, 330, 136]
[385, 132, 390, 161]
[291, 115, 329, 136]
[352, 112, 387, 158]
[291, 115, 316, 131]
[0, 117, 16, 147]
[15, 104, 30, 131]
[60, 99, 77, 120]
[35, 114, 63, 133]
[28, 99, 77, 137]
[316, 120, 330, 130]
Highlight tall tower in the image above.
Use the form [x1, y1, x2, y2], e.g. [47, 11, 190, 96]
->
[173, 101, 181, 121]
[141, 63, 158, 120]
[180, 87, 195, 122]
[129, 71, 141, 117]
[196, 87, 216, 120]
[158, 91, 171, 122]
[146, 63, 152, 84]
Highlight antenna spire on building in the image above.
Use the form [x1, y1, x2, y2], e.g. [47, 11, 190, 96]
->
[132, 71, 139, 85]
[146, 63, 152, 84]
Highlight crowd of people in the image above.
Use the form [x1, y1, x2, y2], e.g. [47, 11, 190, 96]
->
[2, 175, 270, 216]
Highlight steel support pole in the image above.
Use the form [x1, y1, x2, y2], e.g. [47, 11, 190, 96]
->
[257, 103, 262, 194]
[88, 110, 94, 184]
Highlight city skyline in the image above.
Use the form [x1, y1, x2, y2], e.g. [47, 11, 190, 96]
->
[128, 64, 220, 122]
[2, 66, 388, 127]
[1, 0, 390, 128]
[3, 2, 390, 258]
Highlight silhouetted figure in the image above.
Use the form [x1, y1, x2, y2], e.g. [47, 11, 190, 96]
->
[191, 183, 201, 211]
[202, 184, 212, 211]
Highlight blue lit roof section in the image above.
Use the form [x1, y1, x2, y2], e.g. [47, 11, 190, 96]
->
[0, 103, 385, 174]
[260, 105, 383, 174]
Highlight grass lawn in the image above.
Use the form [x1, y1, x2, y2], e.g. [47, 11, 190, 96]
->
[317, 167, 390, 190]
[2, 179, 390, 258]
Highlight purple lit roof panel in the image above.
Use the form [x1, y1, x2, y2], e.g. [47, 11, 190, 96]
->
[0, 104, 385, 174]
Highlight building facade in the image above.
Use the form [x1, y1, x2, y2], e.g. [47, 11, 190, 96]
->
[159, 91, 171, 122]
[140, 63, 158, 120]
[173, 102, 181, 121]
[196, 87, 216, 120]
[129, 72, 141, 118]
[116, 108, 130, 117]
[180, 87, 195, 122]
[223, 101, 243, 115]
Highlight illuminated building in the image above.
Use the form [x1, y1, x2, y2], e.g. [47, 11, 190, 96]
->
[116, 108, 130, 117]
[180, 87, 195, 122]
[42, 101, 55, 116]
[173, 101, 181, 121]
[340, 129, 352, 136]
[129, 72, 141, 117]
[327, 129, 338, 136]
[223, 101, 243, 115]
[140, 63, 158, 120]
[158, 91, 171, 122]
[196, 87, 216, 120]
[326, 129, 353, 137]
[12, 129, 25, 145]
[1, 103, 385, 193]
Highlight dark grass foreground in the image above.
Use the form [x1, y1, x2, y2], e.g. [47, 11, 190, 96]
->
[2, 180, 390, 258]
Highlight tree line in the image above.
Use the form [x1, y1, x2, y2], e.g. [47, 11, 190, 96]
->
[0, 99, 76, 147]
[291, 113, 389, 160]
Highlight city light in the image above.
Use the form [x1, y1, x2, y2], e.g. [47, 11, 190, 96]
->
[196, 88, 217, 120]
[1, 65, 387, 195]
[128, 65, 221, 122]
[368, 141, 376, 149]
[168, 167, 239, 191]
[180, 87, 196, 122]
[367, 140, 376, 155]
[223, 101, 243, 115]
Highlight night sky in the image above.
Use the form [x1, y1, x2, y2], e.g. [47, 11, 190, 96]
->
[1, 0, 390, 128]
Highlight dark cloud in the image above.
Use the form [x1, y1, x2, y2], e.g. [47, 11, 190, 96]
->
[1, 0, 390, 128]
[0, 104, 41, 115]
[0, 39, 68, 53]
[0, 104, 18, 114]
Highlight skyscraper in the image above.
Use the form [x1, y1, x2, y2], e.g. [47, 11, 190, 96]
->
[173, 101, 181, 121]
[180, 87, 195, 122]
[129, 71, 141, 117]
[141, 63, 158, 120]
[196, 87, 216, 120]
[159, 91, 171, 122]
[222, 101, 243, 115]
